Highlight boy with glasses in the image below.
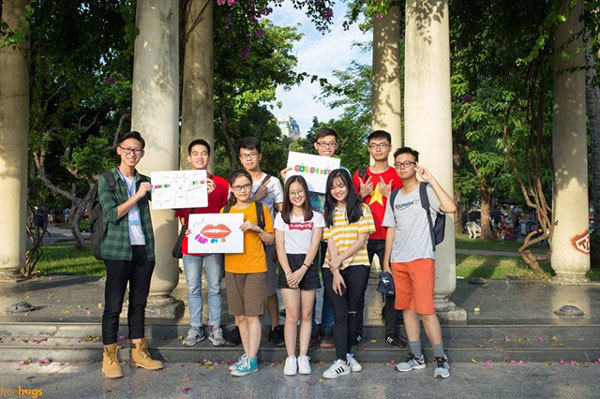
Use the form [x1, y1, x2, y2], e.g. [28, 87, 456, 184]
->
[352, 130, 406, 348]
[238, 136, 285, 346]
[382, 147, 457, 379]
[175, 139, 229, 347]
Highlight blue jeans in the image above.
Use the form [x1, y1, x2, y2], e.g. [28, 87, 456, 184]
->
[183, 253, 224, 327]
[312, 241, 334, 335]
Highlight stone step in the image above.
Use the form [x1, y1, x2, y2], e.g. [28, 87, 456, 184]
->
[1, 321, 598, 341]
[1, 336, 598, 364]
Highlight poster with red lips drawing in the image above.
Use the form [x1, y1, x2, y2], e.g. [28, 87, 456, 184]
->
[188, 213, 244, 253]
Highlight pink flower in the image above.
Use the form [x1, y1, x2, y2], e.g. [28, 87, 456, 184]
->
[538, 337, 544, 342]
[255, 29, 265, 38]
[104, 76, 116, 85]
[569, 360, 576, 366]
[182, 387, 191, 394]
[227, 0, 236, 5]
[559, 359, 565, 365]
[86, 310, 91, 316]
[510, 360, 516, 364]
[117, 335, 125, 341]
[389, 360, 396, 365]
[596, 358, 600, 364]
[482, 363, 488, 368]
[519, 360, 524, 364]
[216, 0, 226, 5]
[376, 13, 383, 19]
[240, 48, 250, 60]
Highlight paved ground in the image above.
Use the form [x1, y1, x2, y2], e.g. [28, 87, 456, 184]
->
[0, 360, 598, 399]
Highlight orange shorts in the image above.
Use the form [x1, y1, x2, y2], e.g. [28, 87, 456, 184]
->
[391, 258, 435, 315]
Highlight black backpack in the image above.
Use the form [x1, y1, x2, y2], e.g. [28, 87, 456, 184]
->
[389, 182, 446, 251]
[222, 201, 265, 230]
[90, 171, 117, 260]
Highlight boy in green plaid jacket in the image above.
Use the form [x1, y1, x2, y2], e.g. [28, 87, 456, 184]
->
[99, 131, 163, 379]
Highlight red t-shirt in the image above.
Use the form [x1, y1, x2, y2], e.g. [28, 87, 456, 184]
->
[353, 166, 403, 240]
[174, 174, 230, 254]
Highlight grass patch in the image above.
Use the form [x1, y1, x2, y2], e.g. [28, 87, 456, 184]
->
[35, 242, 105, 276]
[455, 233, 545, 253]
[54, 221, 90, 232]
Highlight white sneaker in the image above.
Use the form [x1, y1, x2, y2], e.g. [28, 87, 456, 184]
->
[346, 353, 362, 372]
[433, 355, 450, 378]
[229, 354, 247, 371]
[208, 326, 226, 346]
[182, 326, 205, 346]
[284, 355, 297, 376]
[322, 359, 350, 379]
[395, 353, 426, 372]
[297, 355, 311, 375]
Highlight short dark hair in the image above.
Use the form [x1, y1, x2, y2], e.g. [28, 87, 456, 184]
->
[368, 130, 391, 144]
[393, 146, 419, 162]
[228, 169, 253, 205]
[188, 139, 211, 156]
[314, 127, 338, 142]
[118, 131, 145, 149]
[238, 136, 261, 154]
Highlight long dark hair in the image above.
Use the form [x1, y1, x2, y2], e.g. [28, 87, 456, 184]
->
[323, 169, 363, 227]
[228, 169, 252, 205]
[281, 175, 313, 224]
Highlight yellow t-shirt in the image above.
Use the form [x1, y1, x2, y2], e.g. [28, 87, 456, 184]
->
[221, 202, 274, 274]
[323, 203, 375, 270]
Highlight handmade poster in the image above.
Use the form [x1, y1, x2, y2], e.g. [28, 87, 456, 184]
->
[150, 170, 208, 210]
[285, 151, 340, 193]
[187, 213, 244, 253]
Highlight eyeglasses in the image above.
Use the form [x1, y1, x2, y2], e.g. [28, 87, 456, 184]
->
[316, 141, 337, 148]
[239, 152, 259, 160]
[394, 161, 416, 169]
[119, 146, 143, 155]
[289, 190, 305, 197]
[231, 183, 252, 192]
[368, 143, 390, 150]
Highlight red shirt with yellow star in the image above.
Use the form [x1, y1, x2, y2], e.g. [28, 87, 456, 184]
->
[352, 166, 403, 240]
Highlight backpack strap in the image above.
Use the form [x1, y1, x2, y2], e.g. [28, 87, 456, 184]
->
[358, 166, 368, 181]
[389, 188, 400, 220]
[101, 171, 117, 191]
[419, 182, 436, 252]
[255, 202, 265, 230]
[223, 204, 232, 213]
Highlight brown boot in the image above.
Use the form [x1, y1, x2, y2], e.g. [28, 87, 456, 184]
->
[102, 343, 123, 378]
[129, 338, 163, 370]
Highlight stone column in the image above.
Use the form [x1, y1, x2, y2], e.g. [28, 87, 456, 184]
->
[0, 0, 30, 281]
[372, 5, 402, 153]
[180, 0, 214, 172]
[404, 0, 465, 320]
[131, 0, 183, 317]
[551, 0, 590, 283]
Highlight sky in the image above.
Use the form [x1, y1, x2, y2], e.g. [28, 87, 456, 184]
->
[268, 2, 372, 136]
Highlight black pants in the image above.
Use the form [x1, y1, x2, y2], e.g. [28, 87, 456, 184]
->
[367, 239, 404, 336]
[102, 246, 155, 345]
[323, 265, 370, 360]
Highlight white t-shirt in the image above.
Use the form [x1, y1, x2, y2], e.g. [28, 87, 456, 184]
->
[274, 211, 325, 254]
[252, 173, 284, 219]
[124, 176, 145, 245]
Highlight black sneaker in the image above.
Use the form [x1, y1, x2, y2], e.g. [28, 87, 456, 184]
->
[386, 334, 407, 348]
[224, 326, 241, 346]
[269, 325, 285, 346]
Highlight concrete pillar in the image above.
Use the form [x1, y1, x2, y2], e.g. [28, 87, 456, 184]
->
[131, 0, 183, 318]
[404, 0, 465, 320]
[0, 0, 30, 282]
[180, 0, 214, 172]
[372, 5, 402, 154]
[551, 0, 590, 283]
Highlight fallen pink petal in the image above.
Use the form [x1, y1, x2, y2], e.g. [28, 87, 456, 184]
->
[182, 387, 191, 394]
[38, 358, 52, 365]
[538, 337, 544, 342]
[559, 360, 565, 365]
[504, 336, 511, 342]
[86, 310, 91, 316]
[519, 360, 524, 364]
[18, 360, 26, 366]
[184, 373, 189, 378]
[117, 336, 125, 341]
[510, 360, 516, 364]
[389, 360, 396, 365]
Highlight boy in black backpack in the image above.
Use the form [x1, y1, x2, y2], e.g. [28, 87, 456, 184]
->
[382, 147, 457, 379]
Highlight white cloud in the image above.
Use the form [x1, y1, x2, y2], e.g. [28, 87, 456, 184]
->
[269, 2, 372, 135]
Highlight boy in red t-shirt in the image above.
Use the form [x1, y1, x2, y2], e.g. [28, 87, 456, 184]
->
[175, 139, 229, 347]
[352, 130, 406, 348]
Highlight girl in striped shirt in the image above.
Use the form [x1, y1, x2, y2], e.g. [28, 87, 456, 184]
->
[321, 169, 375, 379]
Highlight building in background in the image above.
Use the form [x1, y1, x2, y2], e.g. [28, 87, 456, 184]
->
[277, 116, 301, 140]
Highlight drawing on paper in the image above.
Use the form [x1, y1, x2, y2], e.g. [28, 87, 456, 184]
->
[188, 213, 244, 253]
[151, 170, 208, 210]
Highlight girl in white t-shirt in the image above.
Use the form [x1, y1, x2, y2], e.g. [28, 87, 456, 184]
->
[274, 175, 324, 376]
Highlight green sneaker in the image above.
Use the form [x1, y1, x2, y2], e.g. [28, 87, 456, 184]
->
[230, 356, 258, 377]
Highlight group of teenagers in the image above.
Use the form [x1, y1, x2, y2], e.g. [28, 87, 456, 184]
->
[98, 127, 457, 381]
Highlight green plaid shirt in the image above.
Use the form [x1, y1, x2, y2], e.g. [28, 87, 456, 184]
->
[98, 167, 155, 261]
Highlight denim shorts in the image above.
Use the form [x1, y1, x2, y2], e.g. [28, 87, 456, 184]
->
[277, 254, 321, 290]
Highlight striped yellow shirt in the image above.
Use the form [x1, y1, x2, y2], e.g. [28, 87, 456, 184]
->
[323, 203, 375, 270]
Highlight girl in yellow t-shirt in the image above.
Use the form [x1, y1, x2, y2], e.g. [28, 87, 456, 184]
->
[222, 170, 274, 377]
[321, 169, 375, 379]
